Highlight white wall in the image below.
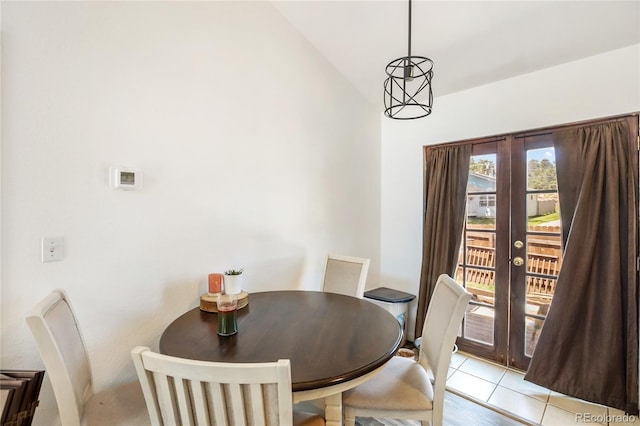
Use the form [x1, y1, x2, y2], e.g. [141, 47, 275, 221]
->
[381, 45, 640, 341]
[0, 2, 380, 423]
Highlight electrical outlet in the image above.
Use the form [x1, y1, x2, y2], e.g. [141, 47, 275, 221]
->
[42, 238, 63, 262]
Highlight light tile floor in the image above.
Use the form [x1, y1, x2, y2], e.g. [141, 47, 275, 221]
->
[447, 351, 640, 426]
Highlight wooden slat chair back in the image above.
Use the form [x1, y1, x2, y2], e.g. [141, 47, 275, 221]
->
[131, 347, 302, 426]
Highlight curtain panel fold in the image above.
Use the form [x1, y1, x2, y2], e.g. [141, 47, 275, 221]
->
[415, 144, 471, 337]
[524, 120, 638, 413]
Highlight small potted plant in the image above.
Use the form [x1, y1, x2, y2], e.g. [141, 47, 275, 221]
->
[223, 269, 244, 295]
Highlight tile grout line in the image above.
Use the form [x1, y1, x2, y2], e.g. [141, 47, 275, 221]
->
[446, 358, 535, 423]
[452, 353, 547, 423]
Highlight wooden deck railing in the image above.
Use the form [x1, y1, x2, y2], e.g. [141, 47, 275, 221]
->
[461, 245, 560, 297]
[465, 245, 495, 286]
[526, 253, 559, 296]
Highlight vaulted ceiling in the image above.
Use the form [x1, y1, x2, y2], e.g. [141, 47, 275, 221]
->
[272, 1, 640, 110]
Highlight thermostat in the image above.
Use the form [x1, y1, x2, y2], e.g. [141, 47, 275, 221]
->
[109, 166, 140, 190]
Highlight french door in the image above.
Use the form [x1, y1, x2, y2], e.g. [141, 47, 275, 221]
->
[455, 134, 562, 371]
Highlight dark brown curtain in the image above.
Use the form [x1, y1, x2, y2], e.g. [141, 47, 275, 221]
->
[415, 144, 471, 337]
[524, 120, 638, 414]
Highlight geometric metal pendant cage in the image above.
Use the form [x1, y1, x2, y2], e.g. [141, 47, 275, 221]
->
[383, 0, 434, 120]
[383, 56, 433, 119]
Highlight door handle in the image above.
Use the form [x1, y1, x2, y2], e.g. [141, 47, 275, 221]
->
[513, 256, 525, 267]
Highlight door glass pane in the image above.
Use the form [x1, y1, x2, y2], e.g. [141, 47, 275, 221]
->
[526, 236, 562, 275]
[468, 154, 497, 230]
[464, 267, 495, 306]
[527, 148, 557, 191]
[525, 316, 544, 357]
[527, 193, 560, 232]
[464, 232, 496, 306]
[468, 154, 497, 191]
[467, 195, 496, 229]
[464, 305, 495, 346]
[467, 232, 495, 254]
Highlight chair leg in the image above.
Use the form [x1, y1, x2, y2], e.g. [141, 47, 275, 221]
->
[343, 406, 356, 426]
[432, 408, 442, 426]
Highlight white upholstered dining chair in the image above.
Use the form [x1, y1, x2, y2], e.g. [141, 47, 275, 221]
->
[321, 254, 370, 298]
[131, 347, 325, 426]
[25, 289, 149, 426]
[342, 274, 472, 426]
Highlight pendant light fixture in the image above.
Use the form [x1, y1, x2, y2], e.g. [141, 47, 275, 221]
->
[383, 0, 434, 119]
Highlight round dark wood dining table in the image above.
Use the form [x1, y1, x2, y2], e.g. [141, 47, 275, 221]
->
[159, 290, 403, 425]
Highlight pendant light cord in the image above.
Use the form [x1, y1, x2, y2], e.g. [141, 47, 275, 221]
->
[407, 0, 412, 58]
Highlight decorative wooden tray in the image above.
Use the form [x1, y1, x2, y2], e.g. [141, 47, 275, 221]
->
[199, 292, 249, 313]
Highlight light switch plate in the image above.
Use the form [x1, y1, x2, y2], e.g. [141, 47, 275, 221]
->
[42, 238, 63, 262]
